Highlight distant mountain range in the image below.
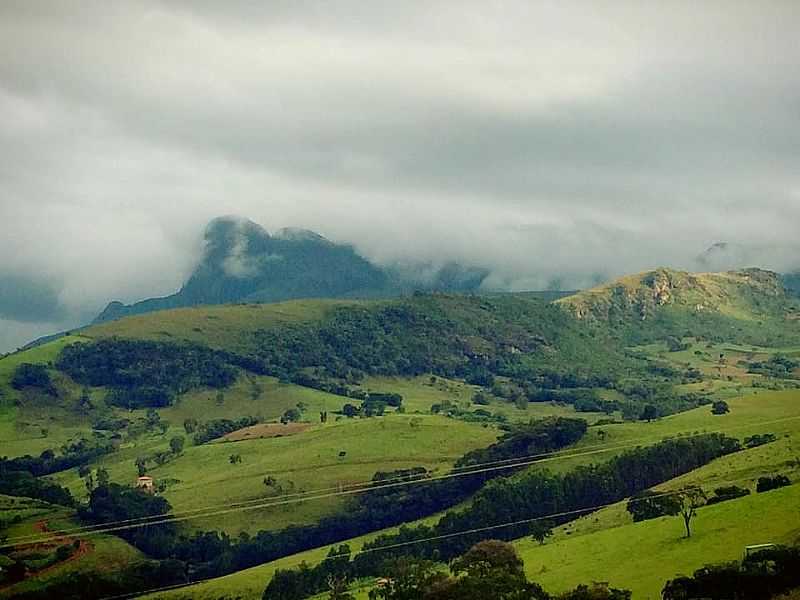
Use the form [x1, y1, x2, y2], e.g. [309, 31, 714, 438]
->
[94, 216, 490, 323]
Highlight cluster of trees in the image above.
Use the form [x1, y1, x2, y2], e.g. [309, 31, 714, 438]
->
[11, 363, 57, 395]
[337, 394, 404, 419]
[78, 483, 174, 556]
[263, 434, 740, 597]
[265, 540, 631, 600]
[757, 475, 792, 493]
[0, 437, 115, 505]
[431, 402, 508, 425]
[4, 559, 187, 600]
[662, 545, 800, 600]
[748, 354, 800, 379]
[0, 469, 74, 506]
[67, 419, 588, 584]
[56, 339, 238, 408]
[192, 416, 260, 445]
[706, 485, 750, 505]
[745, 433, 777, 448]
[0, 437, 112, 477]
[83, 429, 737, 590]
[245, 297, 653, 407]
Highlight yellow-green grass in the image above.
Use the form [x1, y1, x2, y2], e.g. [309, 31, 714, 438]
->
[477, 389, 800, 483]
[515, 484, 800, 599]
[360, 375, 609, 424]
[48, 374, 359, 505]
[634, 339, 800, 384]
[142, 389, 800, 600]
[83, 299, 364, 353]
[558, 268, 789, 322]
[161, 374, 351, 425]
[56, 413, 498, 535]
[141, 508, 448, 600]
[0, 335, 96, 456]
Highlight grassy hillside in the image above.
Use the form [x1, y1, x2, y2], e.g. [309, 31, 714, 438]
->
[515, 484, 800, 599]
[141, 387, 800, 600]
[54, 413, 499, 535]
[4, 273, 800, 599]
[559, 268, 800, 346]
[0, 335, 97, 457]
[85, 299, 355, 354]
[0, 495, 145, 598]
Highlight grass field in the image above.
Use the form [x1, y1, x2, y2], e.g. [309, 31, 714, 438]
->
[3, 287, 800, 598]
[359, 375, 609, 424]
[83, 299, 363, 353]
[46, 370, 596, 536]
[516, 484, 800, 599]
[55, 412, 499, 535]
[0, 335, 96, 457]
[143, 388, 800, 600]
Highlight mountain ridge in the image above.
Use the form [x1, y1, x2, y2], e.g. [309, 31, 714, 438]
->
[94, 216, 490, 324]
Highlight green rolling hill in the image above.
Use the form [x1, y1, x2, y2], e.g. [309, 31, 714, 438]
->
[2, 267, 800, 599]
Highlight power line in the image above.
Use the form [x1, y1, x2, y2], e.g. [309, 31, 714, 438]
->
[5, 413, 798, 547]
[96, 472, 774, 600]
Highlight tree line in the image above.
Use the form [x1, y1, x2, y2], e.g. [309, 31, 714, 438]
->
[264, 433, 741, 598]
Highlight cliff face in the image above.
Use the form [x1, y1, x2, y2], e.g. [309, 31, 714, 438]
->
[558, 267, 786, 322]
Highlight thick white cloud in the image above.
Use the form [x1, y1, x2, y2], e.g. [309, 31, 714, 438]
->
[1, 1, 799, 350]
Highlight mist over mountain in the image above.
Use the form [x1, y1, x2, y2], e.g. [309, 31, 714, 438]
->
[695, 241, 800, 272]
[94, 216, 491, 323]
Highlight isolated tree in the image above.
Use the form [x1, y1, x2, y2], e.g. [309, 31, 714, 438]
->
[368, 557, 444, 600]
[169, 436, 185, 454]
[560, 583, 632, 599]
[249, 377, 263, 401]
[640, 404, 659, 423]
[96, 467, 110, 487]
[342, 404, 359, 418]
[327, 574, 354, 600]
[442, 540, 548, 600]
[135, 456, 147, 476]
[711, 400, 730, 415]
[183, 418, 197, 434]
[677, 487, 706, 538]
[79, 387, 93, 413]
[281, 408, 302, 424]
[472, 391, 490, 405]
[145, 408, 161, 428]
[215, 391, 225, 406]
[229, 454, 242, 465]
[530, 520, 554, 545]
[77, 463, 91, 478]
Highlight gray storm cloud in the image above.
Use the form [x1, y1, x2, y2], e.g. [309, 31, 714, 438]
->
[1, 0, 799, 351]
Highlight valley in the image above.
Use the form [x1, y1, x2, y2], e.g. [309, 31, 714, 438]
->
[2, 268, 800, 599]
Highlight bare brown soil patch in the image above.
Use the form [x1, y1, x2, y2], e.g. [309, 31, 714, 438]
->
[222, 421, 311, 442]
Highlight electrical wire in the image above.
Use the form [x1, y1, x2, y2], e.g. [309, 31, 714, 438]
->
[95, 471, 781, 600]
[5, 413, 797, 548]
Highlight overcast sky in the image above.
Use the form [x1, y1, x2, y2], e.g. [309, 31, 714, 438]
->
[2, 1, 800, 352]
